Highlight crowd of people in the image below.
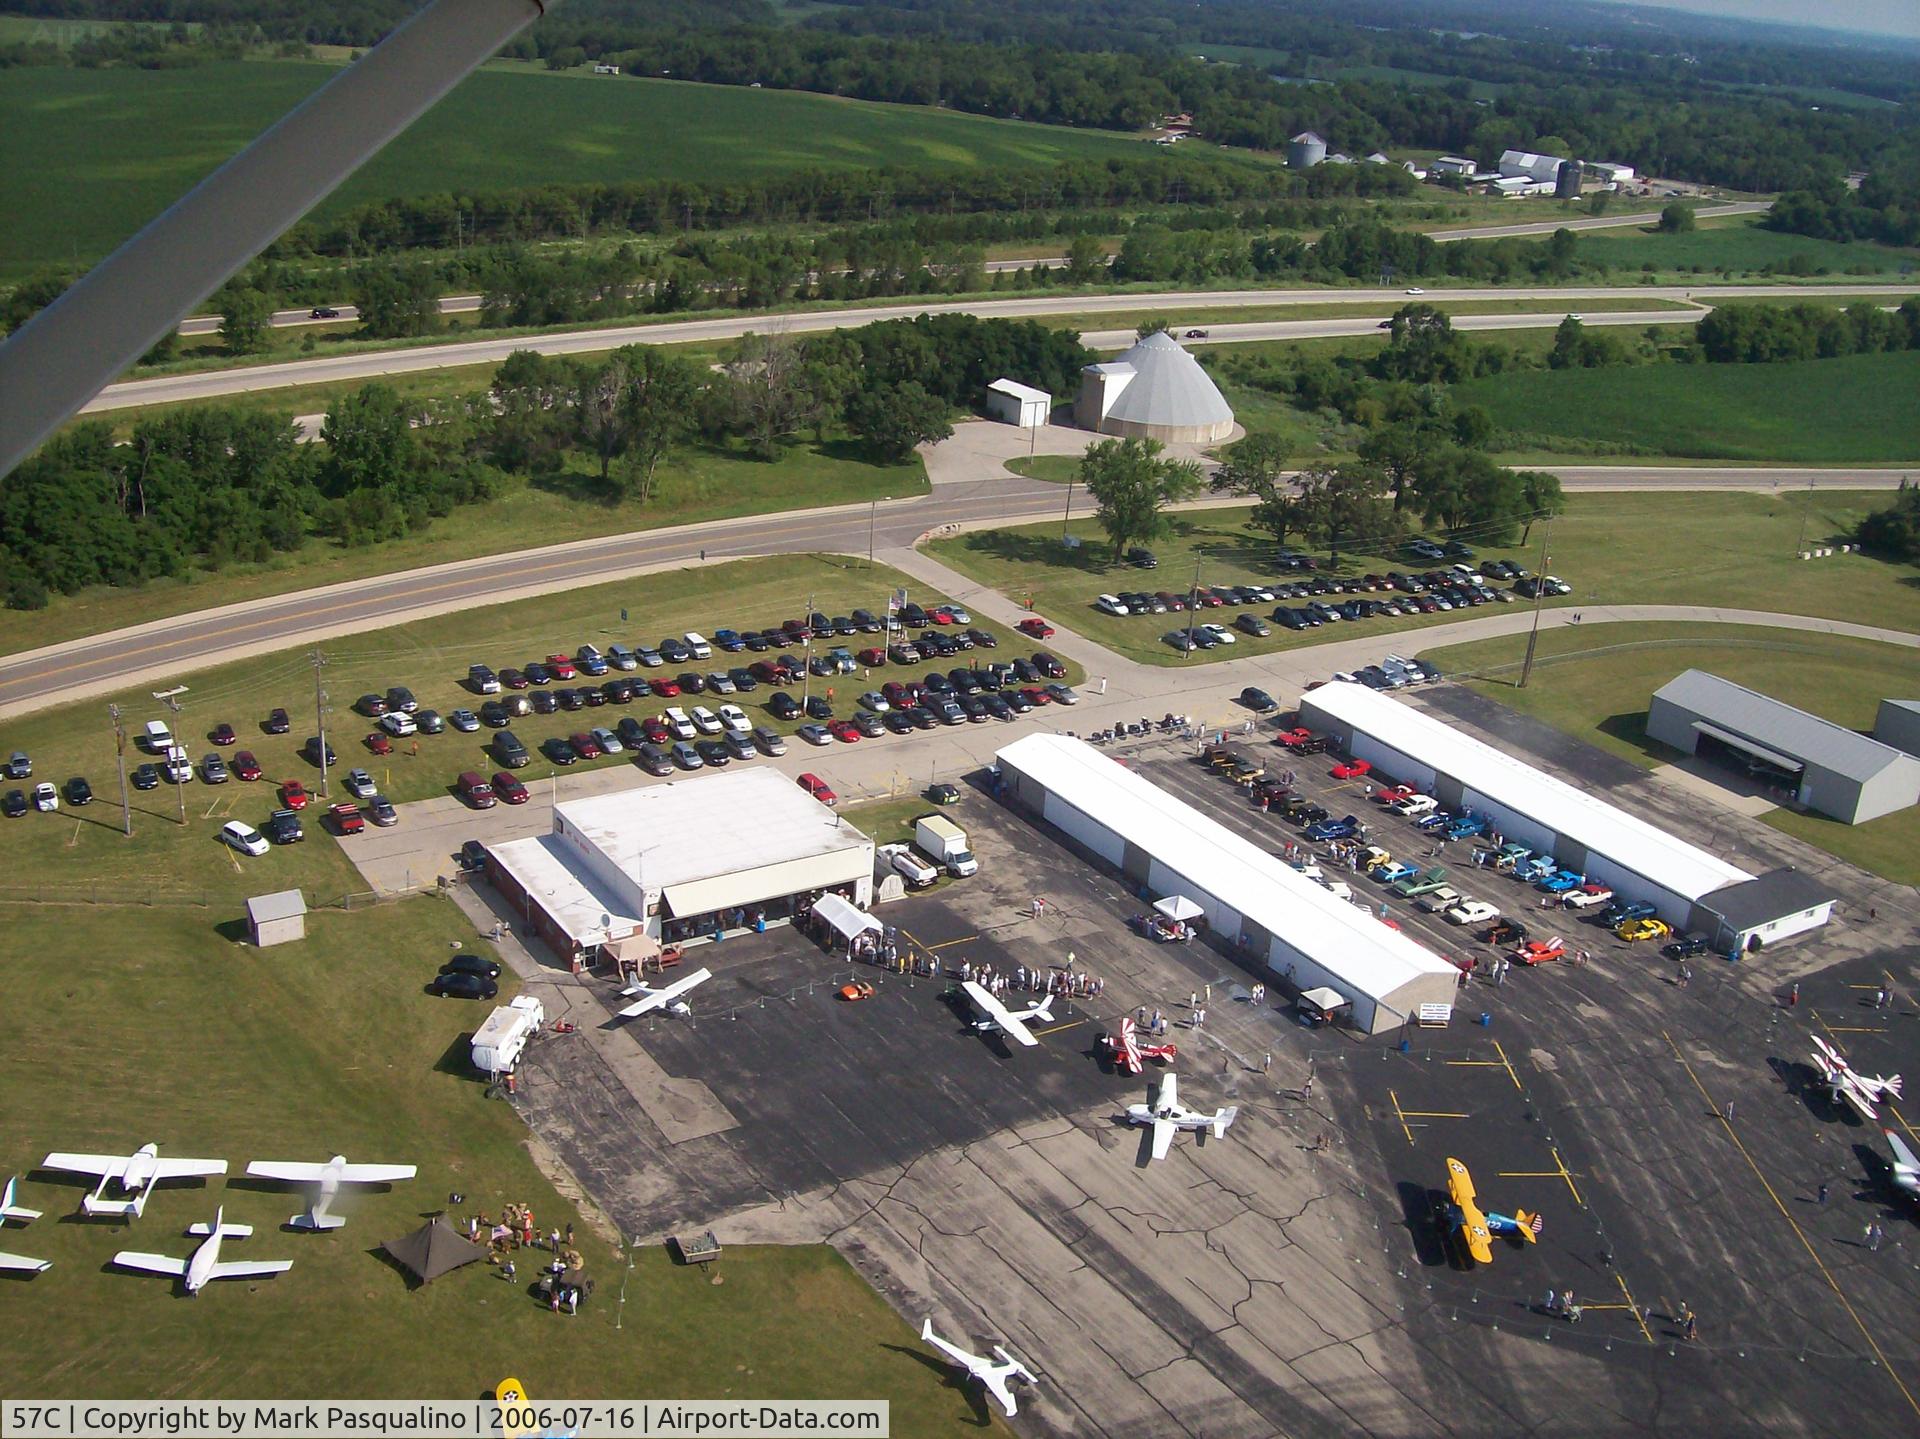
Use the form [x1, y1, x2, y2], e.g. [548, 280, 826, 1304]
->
[464, 1203, 591, 1313]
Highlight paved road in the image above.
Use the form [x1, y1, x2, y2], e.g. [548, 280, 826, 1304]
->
[1, 461, 1908, 721]
[171, 203, 1774, 335]
[115, 280, 1917, 413]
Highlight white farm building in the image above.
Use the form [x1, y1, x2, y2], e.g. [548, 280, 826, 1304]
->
[1073, 332, 1235, 445]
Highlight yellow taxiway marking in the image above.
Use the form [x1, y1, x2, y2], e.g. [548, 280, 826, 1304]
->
[1884, 1103, 1920, 1150]
[1445, 1040, 1523, 1092]
[1664, 1030, 1918, 1419]
[1387, 1090, 1467, 1146]
[1030, 1019, 1084, 1039]
[1613, 1273, 1655, 1344]
[1497, 1145, 1586, 1207]
[924, 935, 979, 951]
[1811, 1006, 1887, 1037]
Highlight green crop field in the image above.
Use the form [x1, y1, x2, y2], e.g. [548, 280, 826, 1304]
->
[1452, 350, 1920, 463]
[1419, 622, 1920, 884]
[0, 59, 1165, 277]
[1577, 215, 1920, 279]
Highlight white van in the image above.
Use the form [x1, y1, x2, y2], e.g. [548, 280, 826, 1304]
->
[471, 995, 544, 1076]
[144, 719, 174, 752]
[663, 707, 696, 740]
[683, 632, 712, 660]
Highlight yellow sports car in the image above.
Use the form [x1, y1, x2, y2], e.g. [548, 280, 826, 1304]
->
[1616, 917, 1672, 943]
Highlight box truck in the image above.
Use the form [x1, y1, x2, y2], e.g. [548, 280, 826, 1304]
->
[470, 995, 545, 1076]
[914, 814, 978, 877]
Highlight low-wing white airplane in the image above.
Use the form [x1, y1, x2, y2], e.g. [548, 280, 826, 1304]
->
[42, 1143, 227, 1219]
[0, 1176, 49, 1274]
[618, 966, 713, 1019]
[960, 980, 1054, 1048]
[1811, 1035, 1904, 1121]
[1125, 1071, 1239, 1161]
[243, 1154, 418, 1230]
[920, 1316, 1037, 1419]
[1884, 1127, 1920, 1203]
[113, 1207, 293, 1295]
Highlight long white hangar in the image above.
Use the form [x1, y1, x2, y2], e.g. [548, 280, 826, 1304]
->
[995, 733, 1458, 1034]
[1299, 681, 1832, 951]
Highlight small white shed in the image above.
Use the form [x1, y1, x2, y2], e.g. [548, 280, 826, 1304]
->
[985, 378, 1051, 429]
[246, 889, 307, 947]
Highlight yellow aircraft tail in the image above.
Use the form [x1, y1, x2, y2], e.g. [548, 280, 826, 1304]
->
[1514, 1209, 1542, 1244]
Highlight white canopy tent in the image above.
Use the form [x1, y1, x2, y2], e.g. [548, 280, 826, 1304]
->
[1154, 895, 1204, 922]
[814, 893, 883, 946]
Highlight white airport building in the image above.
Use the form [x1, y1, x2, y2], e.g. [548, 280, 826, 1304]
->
[485, 770, 875, 961]
[1298, 682, 1832, 953]
[995, 733, 1459, 1033]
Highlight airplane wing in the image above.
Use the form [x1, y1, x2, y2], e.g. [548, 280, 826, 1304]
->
[1445, 1157, 1478, 1209]
[1151, 1119, 1176, 1161]
[112, 1251, 190, 1278]
[244, 1161, 329, 1183]
[1160, 1071, 1179, 1114]
[1885, 1127, 1920, 1179]
[981, 1373, 1019, 1419]
[963, 981, 1040, 1047]
[0, 1251, 50, 1274]
[1839, 1085, 1880, 1122]
[208, 1259, 294, 1282]
[920, 1318, 978, 1370]
[335, 1163, 417, 1185]
[1458, 1216, 1494, 1265]
[42, 1152, 127, 1180]
[151, 1158, 227, 1183]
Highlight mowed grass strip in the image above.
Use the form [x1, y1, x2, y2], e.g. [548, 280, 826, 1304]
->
[0, 553, 1082, 902]
[1575, 214, 1920, 279]
[0, 60, 1170, 277]
[1418, 621, 1920, 885]
[927, 489, 1917, 668]
[1452, 350, 1920, 464]
[0, 892, 992, 1426]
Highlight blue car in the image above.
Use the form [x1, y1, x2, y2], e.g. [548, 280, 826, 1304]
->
[1597, 899, 1657, 927]
[1303, 813, 1361, 842]
[711, 629, 745, 652]
[1443, 814, 1487, 840]
[1538, 870, 1584, 894]
[1373, 861, 1418, 886]
[1414, 810, 1453, 831]
[1514, 856, 1558, 883]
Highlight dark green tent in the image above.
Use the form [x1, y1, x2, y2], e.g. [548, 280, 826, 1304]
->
[382, 1215, 485, 1285]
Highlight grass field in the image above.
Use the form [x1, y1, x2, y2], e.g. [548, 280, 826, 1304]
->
[1452, 350, 1920, 463]
[0, 553, 1082, 858]
[0, 436, 924, 659]
[1418, 622, 1920, 884]
[1576, 215, 1920, 280]
[926, 489, 1918, 667]
[0, 60, 1169, 277]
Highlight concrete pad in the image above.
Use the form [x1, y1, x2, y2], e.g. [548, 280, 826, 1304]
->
[1649, 756, 1784, 817]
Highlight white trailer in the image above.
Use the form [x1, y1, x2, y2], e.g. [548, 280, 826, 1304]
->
[470, 995, 544, 1076]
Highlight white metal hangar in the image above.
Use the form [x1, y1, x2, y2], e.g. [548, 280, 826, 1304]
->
[995, 733, 1459, 1034]
[1073, 331, 1235, 444]
[1648, 671, 1920, 825]
[485, 769, 875, 962]
[1298, 681, 1765, 922]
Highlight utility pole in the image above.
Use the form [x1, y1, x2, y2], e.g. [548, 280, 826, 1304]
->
[1792, 475, 1816, 557]
[1518, 517, 1553, 690]
[800, 593, 815, 710]
[868, 496, 888, 568]
[1060, 474, 1076, 544]
[1184, 554, 1202, 661]
[311, 647, 332, 800]
[108, 703, 131, 837]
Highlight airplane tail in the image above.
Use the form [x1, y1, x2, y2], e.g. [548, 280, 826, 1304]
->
[1879, 1073, 1904, 1102]
[82, 1190, 147, 1220]
[190, 1210, 251, 1239]
[1515, 1209, 1543, 1243]
[290, 1210, 347, 1231]
[1031, 997, 1055, 1024]
[921, 1317, 934, 1343]
[1212, 1106, 1240, 1139]
[0, 1177, 42, 1224]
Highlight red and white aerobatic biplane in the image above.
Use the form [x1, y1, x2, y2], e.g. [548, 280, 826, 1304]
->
[1101, 1016, 1177, 1075]
[1811, 1035, 1903, 1122]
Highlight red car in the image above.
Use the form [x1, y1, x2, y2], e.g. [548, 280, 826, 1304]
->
[828, 719, 862, 743]
[232, 751, 263, 781]
[928, 605, 955, 625]
[642, 716, 671, 745]
[366, 731, 392, 755]
[1331, 759, 1373, 780]
[210, 723, 237, 746]
[500, 668, 529, 690]
[1275, 727, 1317, 750]
[280, 780, 310, 809]
[1018, 617, 1055, 639]
[797, 772, 836, 805]
[547, 654, 577, 679]
[329, 802, 365, 835]
[1021, 686, 1053, 706]
[1373, 783, 1414, 805]
[570, 731, 602, 759]
[651, 678, 681, 698]
[493, 772, 529, 804]
[857, 647, 887, 667]
[1516, 938, 1566, 966]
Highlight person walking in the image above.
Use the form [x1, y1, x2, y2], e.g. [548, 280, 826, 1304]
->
[1817, 1182, 1829, 1205]
[1788, 982, 1799, 1008]
[1866, 1221, 1883, 1251]
[1262, 1052, 1272, 1074]
[501, 1257, 516, 1282]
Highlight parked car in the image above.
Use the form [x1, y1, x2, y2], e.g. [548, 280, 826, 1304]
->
[131, 763, 160, 791]
[797, 772, 836, 805]
[1562, 883, 1614, 910]
[210, 722, 237, 746]
[635, 743, 673, 776]
[1330, 759, 1372, 780]
[366, 732, 393, 756]
[669, 741, 703, 770]
[494, 732, 530, 768]
[379, 711, 417, 737]
[3, 789, 28, 818]
[220, 820, 270, 856]
[1018, 618, 1055, 639]
[1444, 899, 1500, 926]
[1663, 931, 1714, 959]
[542, 738, 579, 766]
[265, 809, 303, 844]
[200, 755, 228, 784]
[367, 795, 398, 827]
[796, 723, 832, 747]
[264, 708, 291, 735]
[458, 771, 498, 808]
[1239, 687, 1278, 713]
[428, 971, 498, 1000]
[468, 664, 501, 694]
[3, 751, 29, 780]
[1616, 917, 1672, 943]
[1597, 899, 1658, 928]
[449, 708, 481, 733]
[330, 802, 365, 835]
[31, 781, 58, 812]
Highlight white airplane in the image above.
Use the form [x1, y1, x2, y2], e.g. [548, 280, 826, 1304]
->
[1125, 1071, 1240, 1161]
[1811, 1035, 1904, 1122]
[960, 980, 1054, 1048]
[42, 1143, 227, 1219]
[0, 1177, 49, 1275]
[113, 1207, 292, 1295]
[243, 1154, 418, 1230]
[1884, 1128, 1920, 1203]
[618, 966, 713, 1019]
[920, 1316, 1037, 1419]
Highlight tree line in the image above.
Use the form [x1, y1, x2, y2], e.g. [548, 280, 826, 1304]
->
[1766, 165, 1920, 250]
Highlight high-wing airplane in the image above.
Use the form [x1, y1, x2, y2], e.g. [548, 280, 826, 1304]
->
[113, 1207, 293, 1295]
[1124, 1071, 1239, 1161]
[243, 1154, 418, 1230]
[42, 1143, 227, 1219]
[920, 1317, 1037, 1419]
[0, 1176, 50, 1274]
[1811, 1036, 1903, 1122]
[1441, 1157, 1542, 1265]
[960, 981, 1055, 1048]
[1101, 1016, 1177, 1076]
[618, 966, 713, 1019]
[1883, 1127, 1920, 1203]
